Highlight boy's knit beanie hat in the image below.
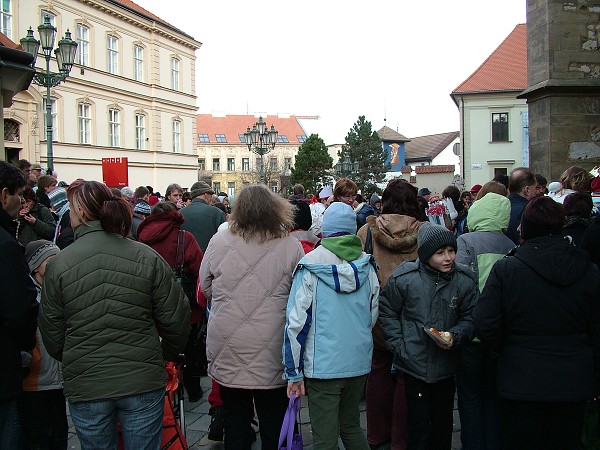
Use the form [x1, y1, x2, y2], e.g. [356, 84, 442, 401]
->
[417, 223, 457, 262]
[48, 187, 68, 211]
[25, 239, 59, 273]
[322, 202, 357, 237]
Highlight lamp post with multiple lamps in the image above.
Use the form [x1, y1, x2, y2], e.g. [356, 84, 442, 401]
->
[20, 15, 77, 175]
[334, 155, 360, 178]
[243, 116, 278, 184]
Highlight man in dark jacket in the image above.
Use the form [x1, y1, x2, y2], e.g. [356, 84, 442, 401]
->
[505, 167, 536, 244]
[0, 161, 38, 448]
[180, 181, 226, 252]
[474, 196, 600, 450]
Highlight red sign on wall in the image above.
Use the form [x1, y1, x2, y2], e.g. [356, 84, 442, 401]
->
[102, 157, 129, 187]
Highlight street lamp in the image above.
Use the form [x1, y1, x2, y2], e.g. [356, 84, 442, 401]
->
[243, 116, 277, 184]
[20, 15, 77, 175]
[335, 155, 360, 178]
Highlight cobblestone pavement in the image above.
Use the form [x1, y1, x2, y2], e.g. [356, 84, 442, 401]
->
[67, 377, 462, 449]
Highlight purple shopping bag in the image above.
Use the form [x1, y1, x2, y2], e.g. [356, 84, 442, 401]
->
[278, 392, 303, 450]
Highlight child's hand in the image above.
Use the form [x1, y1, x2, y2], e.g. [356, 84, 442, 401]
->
[287, 381, 305, 398]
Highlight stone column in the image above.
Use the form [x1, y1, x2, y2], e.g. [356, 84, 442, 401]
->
[520, 0, 600, 180]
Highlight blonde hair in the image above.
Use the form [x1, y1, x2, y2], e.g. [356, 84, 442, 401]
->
[229, 184, 294, 243]
[476, 181, 508, 200]
[559, 166, 593, 192]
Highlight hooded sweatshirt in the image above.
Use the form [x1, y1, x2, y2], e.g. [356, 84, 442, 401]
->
[283, 235, 379, 382]
[474, 234, 600, 401]
[457, 193, 515, 291]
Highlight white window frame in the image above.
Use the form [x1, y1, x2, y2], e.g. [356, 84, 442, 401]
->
[43, 97, 57, 141]
[172, 120, 181, 152]
[242, 158, 249, 171]
[109, 108, 120, 147]
[78, 103, 91, 144]
[107, 35, 118, 74]
[227, 158, 235, 171]
[227, 182, 235, 198]
[1, 0, 12, 39]
[135, 114, 146, 150]
[76, 24, 89, 66]
[171, 57, 180, 90]
[134, 44, 144, 82]
[41, 10, 55, 27]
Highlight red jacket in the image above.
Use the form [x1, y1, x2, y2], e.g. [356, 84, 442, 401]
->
[137, 210, 204, 323]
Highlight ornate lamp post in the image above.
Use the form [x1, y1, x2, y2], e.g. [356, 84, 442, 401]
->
[20, 15, 77, 175]
[243, 116, 277, 184]
[335, 155, 360, 178]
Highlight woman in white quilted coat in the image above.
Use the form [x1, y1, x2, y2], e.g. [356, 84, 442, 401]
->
[199, 184, 304, 450]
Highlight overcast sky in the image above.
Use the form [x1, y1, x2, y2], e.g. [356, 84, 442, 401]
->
[134, 0, 527, 144]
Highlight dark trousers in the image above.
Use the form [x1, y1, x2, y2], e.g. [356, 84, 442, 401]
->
[456, 342, 502, 450]
[183, 323, 203, 400]
[18, 389, 68, 450]
[366, 349, 408, 449]
[501, 399, 586, 450]
[404, 374, 455, 450]
[220, 385, 288, 450]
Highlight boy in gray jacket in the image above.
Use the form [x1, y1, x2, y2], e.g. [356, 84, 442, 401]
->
[379, 223, 478, 450]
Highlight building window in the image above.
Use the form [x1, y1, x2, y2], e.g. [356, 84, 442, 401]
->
[270, 181, 278, 193]
[107, 35, 118, 74]
[212, 158, 220, 171]
[269, 157, 278, 171]
[277, 135, 289, 143]
[109, 108, 120, 147]
[494, 167, 508, 178]
[135, 113, 145, 150]
[4, 119, 19, 142]
[227, 182, 235, 198]
[1, 0, 11, 38]
[215, 134, 227, 143]
[41, 11, 55, 27]
[133, 44, 144, 81]
[198, 158, 205, 170]
[213, 182, 221, 193]
[297, 135, 306, 143]
[78, 103, 91, 144]
[242, 158, 249, 171]
[171, 58, 180, 90]
[76, 24, 89, 66]
[284, 157, 292, 171]
[227, 158, 235, 171]
[492, 112, 509, 142]
[238, 134, 246, 143]
[198, 133, 209, 142]
[43, 98, 57, 141]
[172, 120, 181, 152]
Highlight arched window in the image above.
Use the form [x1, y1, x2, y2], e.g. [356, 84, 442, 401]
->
[4, 119, 19, 142]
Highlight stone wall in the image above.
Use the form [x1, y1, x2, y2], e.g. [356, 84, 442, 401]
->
[523, 0, 600, 181]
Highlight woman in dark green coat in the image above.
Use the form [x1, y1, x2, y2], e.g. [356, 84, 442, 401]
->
[17, 186, 55, 247]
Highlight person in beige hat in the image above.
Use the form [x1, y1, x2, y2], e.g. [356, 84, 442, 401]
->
[180, 181, 225, 252]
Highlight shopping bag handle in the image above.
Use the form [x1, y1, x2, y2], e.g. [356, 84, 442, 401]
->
[278, 392, 301, 449]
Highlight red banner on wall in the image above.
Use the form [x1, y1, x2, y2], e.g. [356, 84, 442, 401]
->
[102, 157, 129, 187]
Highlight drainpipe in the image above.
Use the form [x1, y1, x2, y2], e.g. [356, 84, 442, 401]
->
[460, 96, 465, 183]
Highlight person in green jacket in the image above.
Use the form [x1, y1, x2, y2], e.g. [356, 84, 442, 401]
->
[39, 180, 191, 450]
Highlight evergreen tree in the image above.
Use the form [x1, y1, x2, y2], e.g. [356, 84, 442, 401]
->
[338, 116, 387, 194]
[290, 134, 333, 194]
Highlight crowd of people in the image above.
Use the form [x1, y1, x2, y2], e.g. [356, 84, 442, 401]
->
[1, 158, 600, 450]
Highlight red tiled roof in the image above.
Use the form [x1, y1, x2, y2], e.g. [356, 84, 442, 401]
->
[415, 165, 455, 174]
[401, 166, 411, 174]
[0, 31, 20, 49]
[405, 131, 459, 162]
[111, 0, 194, 39]
[452, 24, 527, 94]
[196, 114, 308, 145]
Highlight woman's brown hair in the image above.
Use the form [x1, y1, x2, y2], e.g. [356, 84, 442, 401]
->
[67, 180, 132, 237]
[229, 184, 294, 243]
[476, 181, 508, 200]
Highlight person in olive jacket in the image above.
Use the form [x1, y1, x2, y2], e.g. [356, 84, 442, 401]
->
[40, 180, 191, 450]
[474, 196, 600, 450]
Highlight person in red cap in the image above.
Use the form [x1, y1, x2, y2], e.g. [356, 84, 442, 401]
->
[470, 184, 482, 195]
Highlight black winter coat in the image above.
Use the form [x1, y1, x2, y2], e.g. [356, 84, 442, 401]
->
[0, 209, 38, 402]
[474, 234, 600, 402]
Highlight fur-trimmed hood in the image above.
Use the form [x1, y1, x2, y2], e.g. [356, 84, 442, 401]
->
[366, 213, 421, 253]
